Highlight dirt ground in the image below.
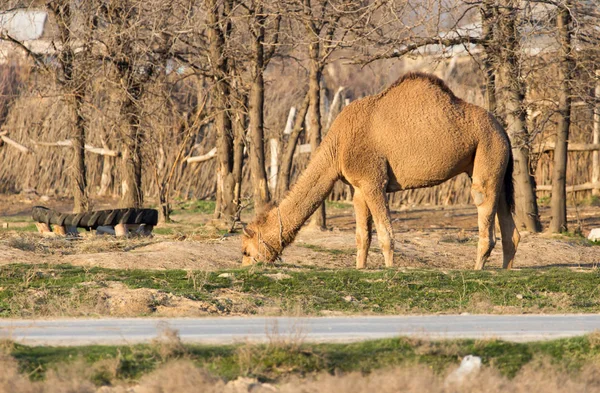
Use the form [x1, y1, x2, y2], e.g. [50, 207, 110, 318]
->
[0, 194, 599, 271]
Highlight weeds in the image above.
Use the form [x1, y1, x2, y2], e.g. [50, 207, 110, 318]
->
[7, 237, 38, 252]
[3, 234, 160, 255]
[554, 231, 600, 247]
[582, 195, 600, 207]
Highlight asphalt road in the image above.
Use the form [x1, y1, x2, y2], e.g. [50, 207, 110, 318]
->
[1, 315, 599, 346]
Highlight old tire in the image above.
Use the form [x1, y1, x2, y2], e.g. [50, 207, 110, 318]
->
[32, 206, 158, 230]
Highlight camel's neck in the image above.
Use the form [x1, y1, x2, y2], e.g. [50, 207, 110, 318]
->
[260, 136, 340, 251]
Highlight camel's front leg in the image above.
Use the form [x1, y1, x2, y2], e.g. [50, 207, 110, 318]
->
[362, 185, 394, 268]
[353, 189, 373, 269]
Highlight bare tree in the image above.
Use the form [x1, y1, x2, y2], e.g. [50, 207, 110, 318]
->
[495, 0, 542, 232]
[1, 1, 97, 213]
[549, 1, 574, 233]
[245, 1, 281, 211]
[48, 0, 91, 213]
[295, 0, 354, 229]
[98, 0, 174, 208]
[480, 0, 498, 115]
[276, 93, 310, 199]
[206, 0, 239, 221]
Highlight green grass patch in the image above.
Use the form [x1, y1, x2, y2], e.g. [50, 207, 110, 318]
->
[298, 243, 356, 256]
[7, 335, 600, 384]
[537, 195, 551, 207]
[585, 195, 600, 207]
[0, 223, 37, 233]
[153, 227, 176, 235]
[0, 215, 32, 223]
[326, 201, 353, 210]
[0, 264, 599, 317]
[171, 200, 216, 215]
[554, 231, 600, 247]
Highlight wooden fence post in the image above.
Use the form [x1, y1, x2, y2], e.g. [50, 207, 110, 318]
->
[593, 70, 600, 196]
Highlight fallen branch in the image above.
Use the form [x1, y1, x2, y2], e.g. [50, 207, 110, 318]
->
[186, 147, 217, 163]
[83, 145, 120, 157]
[534, 142, 600, 153]
[33, 139, 120, 157]
[1, 134, 31, 154]
[34, 140, 72, 147]
[537, 182, 600, 192]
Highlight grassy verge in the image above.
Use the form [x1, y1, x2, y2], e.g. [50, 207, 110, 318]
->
[0, 264, 599, 317]
[0, 223, 37, 233]
[4, 334, 600, 385]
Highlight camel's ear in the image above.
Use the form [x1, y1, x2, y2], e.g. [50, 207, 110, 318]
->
[243, 226, 255, 238]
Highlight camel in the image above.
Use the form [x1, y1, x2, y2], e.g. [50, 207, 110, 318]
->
[242, 72, 520, 270]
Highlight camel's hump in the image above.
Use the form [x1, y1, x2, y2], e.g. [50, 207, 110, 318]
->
[382, 72, 456, 99]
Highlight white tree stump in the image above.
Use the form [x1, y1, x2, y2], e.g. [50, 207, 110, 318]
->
[52, 225, 67, 235]
[35, 222, 56, 237]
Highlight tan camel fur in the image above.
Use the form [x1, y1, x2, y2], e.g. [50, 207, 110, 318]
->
[242, 72, 520, 270]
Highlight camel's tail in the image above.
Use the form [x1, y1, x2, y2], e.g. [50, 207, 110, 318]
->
[504, 145, 515, 214]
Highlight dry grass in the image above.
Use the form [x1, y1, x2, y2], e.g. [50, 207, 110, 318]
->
[2, 233, 160, 255]
[2, 358, 598, 393]
[273, 363, 600, 393]
[0, 356, 97, 393]
[4, 281, 234, 318]
[6, 286, 108, 318]
[150, 326, 188, 362]
[5, 332, 600, 392]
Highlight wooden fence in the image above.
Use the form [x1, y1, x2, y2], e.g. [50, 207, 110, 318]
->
[535, 71, 600, 196]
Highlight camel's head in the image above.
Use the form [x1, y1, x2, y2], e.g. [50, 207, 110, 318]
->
[241, 225, 278, 266]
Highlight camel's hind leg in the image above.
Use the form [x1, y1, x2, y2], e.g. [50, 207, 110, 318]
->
[497, 192, 520, 269]
[360, 185, 394, 268]
[471, 174, 502, 270]
[353, 189, 373, 269]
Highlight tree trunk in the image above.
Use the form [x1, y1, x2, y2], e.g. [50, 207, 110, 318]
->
[215, 111, 236, 221]
[549, 5, 574, 233]
[307, 50, 326, 229]
[248, 13, 270, 210]
[51, 0, 88, 213]
[121, 94, 143, 208]
[207, 0, 236, 221]
[232, 109, 245, 222]
[71, 92, 89, 213]
[158, 189, 170, 223]
[277, 93, 310, 200]
[480, 0, 497, 116]
[593, 70, 600, 197]
[230, 85, 247, 223]
[498, 0, 541, 232]
[248, 71, 270, 211]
